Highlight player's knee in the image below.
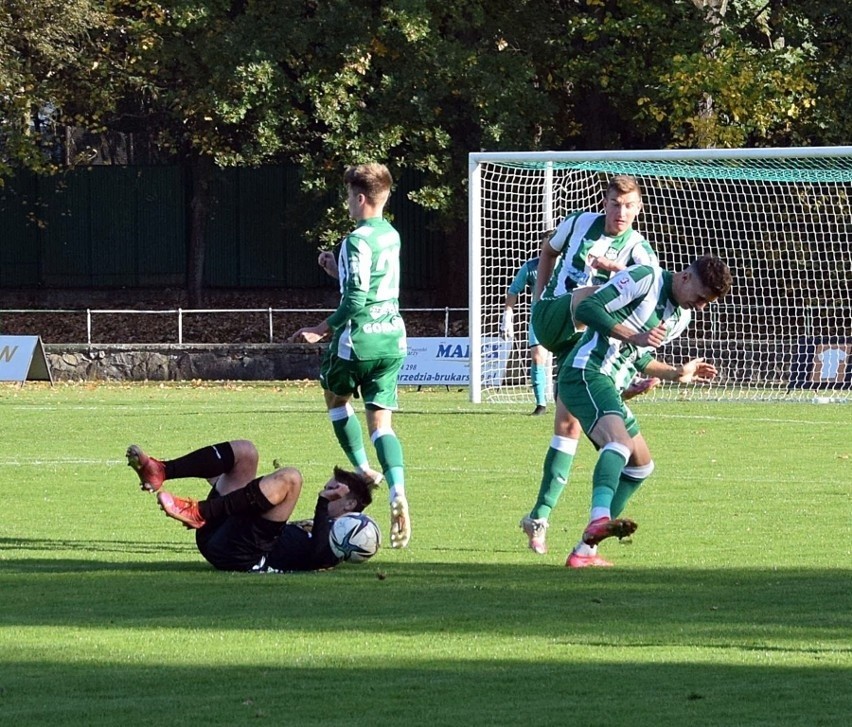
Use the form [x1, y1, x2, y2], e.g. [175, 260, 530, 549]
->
[623, 461, 655, 480]
[231, 439, 259, 468]
[268, 466, 302, 496]
[556, 415, 582, 438]
[328, 403, 355, 421]
[370, 427, 395, 443]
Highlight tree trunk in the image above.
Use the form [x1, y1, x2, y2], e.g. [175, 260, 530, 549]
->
[186, 154, 216, 308]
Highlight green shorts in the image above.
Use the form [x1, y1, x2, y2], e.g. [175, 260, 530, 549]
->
[320, 350, 404, 410]
[558, 367, 640, 439]
[531, 297, 582, 370]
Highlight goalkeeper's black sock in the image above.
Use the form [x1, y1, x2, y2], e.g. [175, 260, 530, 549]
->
[198, 478, 275, 521]
[164, 441, 235, 481]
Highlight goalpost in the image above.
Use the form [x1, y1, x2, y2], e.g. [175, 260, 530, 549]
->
[469, 147, 852, 403]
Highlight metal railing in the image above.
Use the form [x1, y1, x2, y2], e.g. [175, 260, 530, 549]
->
[3, 307, 468, 345]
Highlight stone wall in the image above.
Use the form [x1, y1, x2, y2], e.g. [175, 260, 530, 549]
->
[45, 344, 324, 382]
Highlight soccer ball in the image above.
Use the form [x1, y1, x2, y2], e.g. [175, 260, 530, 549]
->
[329, 513, 381, 563]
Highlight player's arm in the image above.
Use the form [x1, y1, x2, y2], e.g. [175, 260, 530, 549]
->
[533, 231, 560, 301]
[500, 291, 519, 340]
[326, 237, 369, 329]
[288, 319, 330, 344]
[306, 493, 339, 569]
[574, 268, 666, 348]
[641, 357, 718, 384]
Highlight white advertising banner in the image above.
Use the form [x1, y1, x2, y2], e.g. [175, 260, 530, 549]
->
[399, 337, 511, 387]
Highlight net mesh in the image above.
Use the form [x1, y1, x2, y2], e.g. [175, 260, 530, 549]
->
[472, 151, 852, 402]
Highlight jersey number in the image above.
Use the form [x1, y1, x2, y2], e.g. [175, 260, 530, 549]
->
[376, 248, 400, 300]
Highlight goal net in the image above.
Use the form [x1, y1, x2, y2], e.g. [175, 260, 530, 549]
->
[469, 147, 852, 403]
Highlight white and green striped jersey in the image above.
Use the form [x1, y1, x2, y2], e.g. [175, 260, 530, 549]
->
[565, 265, 692, 391]
[541, 212, 657, 300]
[327, 217, 407, 361]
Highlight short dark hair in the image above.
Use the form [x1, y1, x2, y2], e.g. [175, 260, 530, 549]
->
[332, 466, 378, 512]
[691, 254, 733, 298]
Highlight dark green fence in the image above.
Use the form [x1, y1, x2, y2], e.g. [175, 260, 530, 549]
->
[0, 165, 442, 291]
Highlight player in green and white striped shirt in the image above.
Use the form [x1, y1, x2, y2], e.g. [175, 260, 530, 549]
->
[521, 176, 659, 555]
[289, 163, 410, 549]
[561, 254, 732, 567]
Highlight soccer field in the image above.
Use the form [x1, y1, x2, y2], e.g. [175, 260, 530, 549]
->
[1, 382, 850, 726]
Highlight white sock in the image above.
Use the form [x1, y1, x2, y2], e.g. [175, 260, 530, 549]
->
[590, 506, 610, 522]
[389, 485, 406, 501]
[572, 541, 597, 557]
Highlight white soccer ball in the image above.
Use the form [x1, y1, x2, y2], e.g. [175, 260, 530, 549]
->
[329, 513, 381, 563]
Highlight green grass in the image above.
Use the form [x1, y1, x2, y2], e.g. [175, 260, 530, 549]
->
[1, 382, 850, 726]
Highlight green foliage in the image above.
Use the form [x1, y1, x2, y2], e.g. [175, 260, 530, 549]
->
[0, 0, 108, 178]
[0, 0, 848, 279]
[0, 382, 850, 726]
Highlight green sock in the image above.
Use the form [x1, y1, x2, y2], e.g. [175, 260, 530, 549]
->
[531, 436, 577, 520]
[591, 444, 630, 512]
[373, 429, 404, 492]
[610, 474, 643, 518]
[531, 363, 547, 407]
[330, 406, 369, 470]
[610, 463, 654, 518]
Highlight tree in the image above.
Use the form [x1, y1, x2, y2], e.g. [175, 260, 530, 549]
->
[0, 1, 108, 178]
[1, 0, 846, 306]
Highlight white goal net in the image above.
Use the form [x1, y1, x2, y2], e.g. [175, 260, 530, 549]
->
[469, 147, 852, 403]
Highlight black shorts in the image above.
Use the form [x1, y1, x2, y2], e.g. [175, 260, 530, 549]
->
[195, 514, 285, 572]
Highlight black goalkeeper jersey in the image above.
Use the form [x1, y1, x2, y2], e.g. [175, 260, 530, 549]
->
[264, 497, 343, 572]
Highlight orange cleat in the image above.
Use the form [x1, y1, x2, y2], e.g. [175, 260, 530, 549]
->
[126, 445, 166, 493]
[157, 491, 206, 529]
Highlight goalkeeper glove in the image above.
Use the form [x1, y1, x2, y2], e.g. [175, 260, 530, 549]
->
[499, 308, 514, 340]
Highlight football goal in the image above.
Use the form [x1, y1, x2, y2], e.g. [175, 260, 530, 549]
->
[469, 147, 852, 403]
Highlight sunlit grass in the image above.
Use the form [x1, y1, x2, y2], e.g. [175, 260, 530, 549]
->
[0, 382, 850, 726]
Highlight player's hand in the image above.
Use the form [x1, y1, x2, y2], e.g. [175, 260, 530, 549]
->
[677, 357, 718, 384]
[499, 309, 514, 341]
[588, 255, 622, 273]
[630, 322, 667, 348]
[621, 376, 661, 401]
[320, 481, 350, 500]
[288, 325, 326, 344]
[318, 250, 338, 279]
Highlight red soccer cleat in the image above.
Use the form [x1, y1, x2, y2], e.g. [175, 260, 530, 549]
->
[581, 517, 637, 547]
[126, 445, 166, 493]
[157, 491, 206, 529]
[565, 551, 614, 568]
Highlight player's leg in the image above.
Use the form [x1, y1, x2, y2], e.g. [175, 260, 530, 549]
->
[126, 439, 249, 493]
[560, 371, 636, 567]
[530, 296, 577, 357]
[610, 424, 654, 518]
[321, 352, 383, 484]
[362, 357, 410, 549]
[521, 396, 581, 554]
[529, 340, 548, 416]
[159, 465, 303, 530]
